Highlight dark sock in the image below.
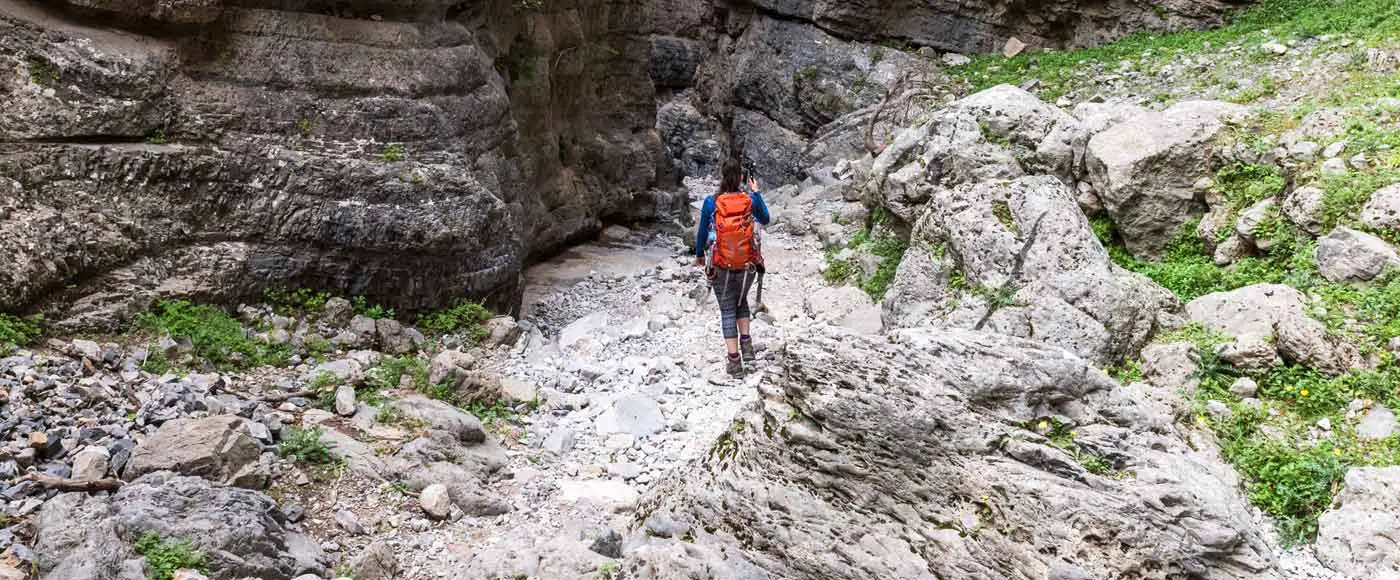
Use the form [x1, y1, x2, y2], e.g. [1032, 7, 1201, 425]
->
[728, 351, 740, 360]
[740, 335, 751, 343]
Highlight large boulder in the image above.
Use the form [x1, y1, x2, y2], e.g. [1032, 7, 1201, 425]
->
[125, 416, 267, 488]
[388, 395, 487, 445]
[882, 175, 1175, 365]
[1186, 284, 1361, 376]
[869, 85, 1088, 224]
[1360, 183, 1400, 232]
[1315, 227, 1400, 283]
[1086, 101, 1247, 259]
[1316, 467, 1400, 578]
[36, 471, 323, 580]
[626, 327, 1273, 579]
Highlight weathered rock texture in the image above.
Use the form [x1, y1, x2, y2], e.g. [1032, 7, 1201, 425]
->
[742, 0, 1237, 54]
[0, 0, 674, 330]
[37, 471, 323, 579]
[868, 86, 1175, 365]
[628, 327, 1273, 579]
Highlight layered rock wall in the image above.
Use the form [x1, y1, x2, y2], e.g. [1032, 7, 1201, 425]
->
[0, 0, 674, 329]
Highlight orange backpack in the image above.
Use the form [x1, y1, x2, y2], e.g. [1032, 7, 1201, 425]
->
[712, 192, 760, 270]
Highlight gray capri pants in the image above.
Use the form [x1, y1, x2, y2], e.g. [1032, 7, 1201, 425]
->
[710, 267, 757, 339]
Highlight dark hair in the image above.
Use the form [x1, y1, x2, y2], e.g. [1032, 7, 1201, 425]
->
[719, 157, 743, 193]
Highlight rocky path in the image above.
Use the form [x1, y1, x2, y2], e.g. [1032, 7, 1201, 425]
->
[389, 179, 847, 578]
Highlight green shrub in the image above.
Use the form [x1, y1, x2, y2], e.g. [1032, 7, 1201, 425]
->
[366, 355, 430, 392]
[134, 531, 207, 580]
[351, 296, 395, 320]
[381, 143, 405, 163]
[135, 300, 290, 370]
[0, 314, 41, 352]
[264, 288, 330, 317]
[1228, 437, 1348, 545]
[28, 60, 59, 86]
[277, 426, 339, 465]
[416, 301, 492, 339]
[821, 213, 908, 302]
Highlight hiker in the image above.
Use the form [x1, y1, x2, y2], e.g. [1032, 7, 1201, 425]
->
[694, 157, 770, 377]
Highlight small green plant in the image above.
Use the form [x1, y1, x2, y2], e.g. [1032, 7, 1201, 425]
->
[351, 296, 395, 320]
[381, 143, 405, 163]
[133, 531, 207, 580]
[367, 355, 431, 392]
[792, 66, 819, 83]
[821, 211, 908, 301]
[310, 372, 340, 410]
[1229, 75, 1279, 103]
[135, 300, 291, 370]
[1029, 418, 1125, 478]
[596, 561, 620, 580]
[303, 334, 334, 359]
[28, 60, 59, 86]
[0, 313, 41, 352]
[264, 288, 331, 316]
[466, 399, 517, 432]
[278, 426, 340, 465]
[990, 199, 1017, 233]
[147, 128, 169, 145]
[1107, 358, 1144, 384]
[297, 117, 313, 136]
[416, 301, 492, 338]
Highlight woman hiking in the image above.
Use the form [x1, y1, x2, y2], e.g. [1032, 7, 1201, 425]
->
[694, 157, 771, 377]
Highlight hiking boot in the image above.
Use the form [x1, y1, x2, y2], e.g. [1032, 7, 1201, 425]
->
[740, 340, 756, 361]
[726, 356, 745, 378]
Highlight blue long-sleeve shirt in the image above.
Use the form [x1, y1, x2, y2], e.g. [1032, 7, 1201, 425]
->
[694, 191, 771, 257]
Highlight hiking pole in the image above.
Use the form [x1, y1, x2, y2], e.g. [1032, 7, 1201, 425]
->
[753, 265, 767, 314]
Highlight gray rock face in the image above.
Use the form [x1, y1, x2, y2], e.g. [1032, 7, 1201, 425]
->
[1316, 467, 1400, 578]
[743, 0, 1236, 54]
[628, 327, 1273, 579]
[1360, 183, 1400, 231]
[350, 541, 400, 580]
[870, 85, 1089, 224]
[0, 0, 674, 328]
[125, 415, 266, 488]
[1072, 101, 1151, 135]
[36, 471, 322, 580]
[1282, 185, 1326, 235]
[1316, 227, 1400, 283]
[388, 395, 486, 445]
[1187, 284, 1361, 376]
[1086, 100, 1247, 259]
[883, 175, 1175, 365]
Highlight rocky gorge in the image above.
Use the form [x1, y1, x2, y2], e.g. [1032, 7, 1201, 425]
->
[4, 0, 1400, 579]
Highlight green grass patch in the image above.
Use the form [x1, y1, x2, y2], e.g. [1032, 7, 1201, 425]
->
[134, 531, 207, 580]
[135, 300, 290, 371]
[416, 301, 492, 339]
[351, 296, 395, 320]
[947, 0, 1400, 100]
[0, 313, 41, 353]
[381, 144, 405, 163]
[263, 288, 331, 317]
[822, 210, 909, 302]
[367, 355, 430, 393]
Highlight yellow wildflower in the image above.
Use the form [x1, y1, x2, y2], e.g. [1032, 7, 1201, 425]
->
[1300, 389, 1309, 397]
